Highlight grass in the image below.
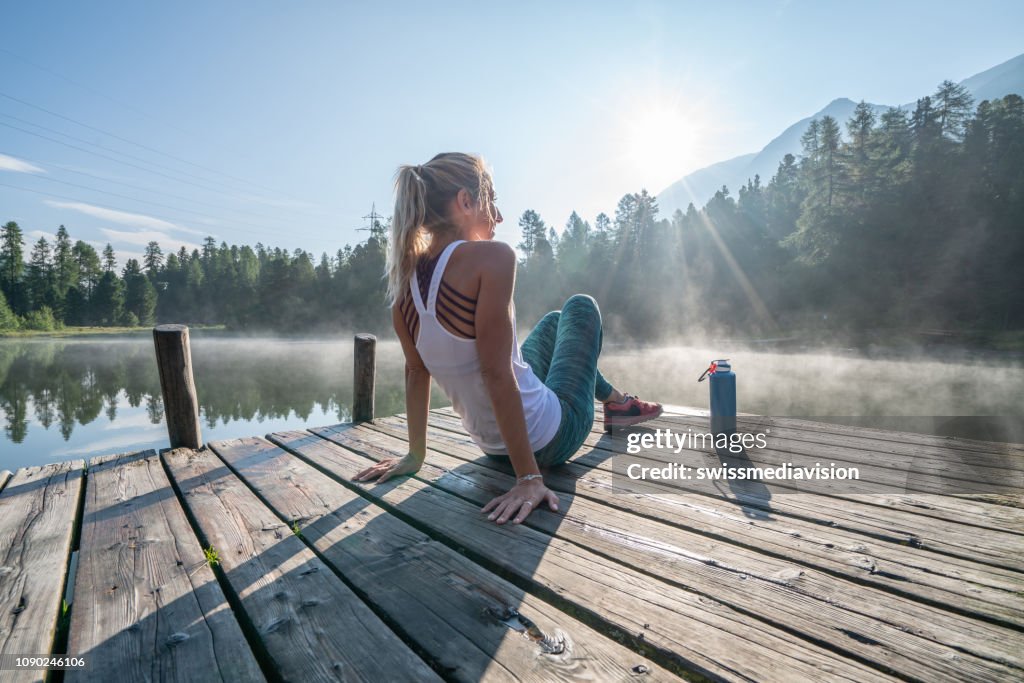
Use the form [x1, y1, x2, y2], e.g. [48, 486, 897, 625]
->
[291, 520, 303, 537]
[203, 545, 220, 567]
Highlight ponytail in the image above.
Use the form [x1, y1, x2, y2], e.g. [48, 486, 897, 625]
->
[386, 165, 429, 306]
[385, 152, 494, 307]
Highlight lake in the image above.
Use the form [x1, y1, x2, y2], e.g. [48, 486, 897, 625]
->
[2, 334, 1022, 471]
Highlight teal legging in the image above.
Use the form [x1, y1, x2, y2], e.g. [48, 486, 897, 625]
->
[487, 293, 614, 467]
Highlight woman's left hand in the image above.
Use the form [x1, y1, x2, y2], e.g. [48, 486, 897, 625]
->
[352, 453, 422, 484]
[481, 478, 559, 525]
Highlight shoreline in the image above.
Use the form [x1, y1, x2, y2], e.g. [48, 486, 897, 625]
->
[3, 325, 1022, 362]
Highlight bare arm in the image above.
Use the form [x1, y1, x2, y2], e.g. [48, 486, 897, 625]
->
[352, 300, 429, 483]
[474, 242, 538, 479]
[475, 242, 559, 524]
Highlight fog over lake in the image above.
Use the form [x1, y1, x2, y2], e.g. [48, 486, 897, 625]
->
[1, 334, 1021, 471]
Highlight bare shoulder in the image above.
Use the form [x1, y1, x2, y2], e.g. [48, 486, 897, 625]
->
[462, 240, 516, 273]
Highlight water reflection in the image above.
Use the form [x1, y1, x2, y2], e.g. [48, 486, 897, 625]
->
[0, 336, 445, 469]
[1, 336, 1021, 471]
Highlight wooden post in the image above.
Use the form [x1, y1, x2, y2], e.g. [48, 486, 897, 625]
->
[153, 324, 202, 449]
[353, 333, 376, 423]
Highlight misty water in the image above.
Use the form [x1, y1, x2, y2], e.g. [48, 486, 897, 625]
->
[1, 334, 1022, 471]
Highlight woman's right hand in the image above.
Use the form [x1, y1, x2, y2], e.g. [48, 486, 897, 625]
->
[353, 453, 423, 484]
[481, 478, 559, 525]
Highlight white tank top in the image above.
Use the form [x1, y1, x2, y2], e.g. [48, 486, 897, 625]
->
[408, 240, 562, 454]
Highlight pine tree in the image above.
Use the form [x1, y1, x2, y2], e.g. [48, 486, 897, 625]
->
[932, 79, 974, 142]
[143, 241, 164, 278]
[91, 271, 125, 326]
[517, 210, 547, 258]
[0, 221, 26, 313]
[0, 288, 17, 330]
[102, 244, 117, 273]
[54, 225, 77, 295]
[26, 237, 57, 311]
[123, 259, 157, 326]
[72, 241, 102, 296]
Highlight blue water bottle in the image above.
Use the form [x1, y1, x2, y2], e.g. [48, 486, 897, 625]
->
[698, 359, 736, 436]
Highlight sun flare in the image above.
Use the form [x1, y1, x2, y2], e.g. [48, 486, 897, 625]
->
[622, 103, 706, 193]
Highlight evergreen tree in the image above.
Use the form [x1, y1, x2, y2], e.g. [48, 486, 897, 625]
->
[932, 79, 974, 142]
[54, 225, 77, 295]
[91, 271, 125, 326]
[72, 241, 102, 296]
[124, 258, 157, 327]
[0, 288, 17, 330]
[143, 241, 164, 279]
[102, 243, 117, 273]
[26, 237, 57, 311]
[0, 221, 26, 313]
[517, 210, 547, 257]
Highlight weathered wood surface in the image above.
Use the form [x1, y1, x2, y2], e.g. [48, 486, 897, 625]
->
[379, 414, 1024, 625]
[594, 406, 1024, 528]
[153, 324, 202, 450]
[634, 413, 1023, 496]
[309, 423, 1023, 682]
[210, 435, 673, 682]
[0, 460, 84, 683]
[661, 404, 1024, 457]
[273, 428, 896, 683]
[0, 471, 10, 495]
[425, 409, 1024, 571]
[6, 400, 1023, 682]
[66, 451, 263, 683]
[162, 447, 441, 682]
[433, 407, 1024, 563]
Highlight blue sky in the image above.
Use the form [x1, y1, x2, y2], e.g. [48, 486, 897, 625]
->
[1, 1, 1021, 266]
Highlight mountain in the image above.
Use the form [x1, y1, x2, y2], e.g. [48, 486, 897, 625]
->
[656, 52, 1024, 218]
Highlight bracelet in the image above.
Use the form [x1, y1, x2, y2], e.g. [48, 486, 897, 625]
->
[518, 473, 544, 483]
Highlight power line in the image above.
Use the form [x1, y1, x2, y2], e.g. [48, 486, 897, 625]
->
[0, 180, 328, 244]
[15, 172, 321, 237]
[30, 155, 311, 227]
[0, 47, 257, 161]
[1, 109, 340, 225]
[0, 83, 307, 203]
[0, 119, 259, 197]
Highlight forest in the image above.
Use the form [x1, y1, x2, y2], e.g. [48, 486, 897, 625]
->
[1, 80, 1021, 343]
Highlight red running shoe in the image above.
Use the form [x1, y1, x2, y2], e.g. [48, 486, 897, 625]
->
[603, 393, 663, 430]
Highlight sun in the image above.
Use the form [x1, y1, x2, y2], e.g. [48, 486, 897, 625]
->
[622, 103, 704, 193]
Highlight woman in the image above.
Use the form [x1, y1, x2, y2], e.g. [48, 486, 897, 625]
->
[353, 152, 662, 525]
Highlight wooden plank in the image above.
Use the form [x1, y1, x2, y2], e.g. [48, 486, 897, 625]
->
[378, 415, 1024, 622]
[0, 471, 10, 495]
[430, 408, 1024, 555]
[65, 451, 264, 683]
[659, 404, 1024, 458]
[630, 412, 1024, 491]
[269, 428, 897, 683]
[0, 460, 83, 683]
[162, 447, 441, 682]
[210, 435, 675, 682]
[583, 406, 1024, 529]
[418, 411, 1024, 574]
[314, 424, 1024, 682]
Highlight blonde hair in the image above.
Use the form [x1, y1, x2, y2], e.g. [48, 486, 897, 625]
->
[386, 152, 497, 306]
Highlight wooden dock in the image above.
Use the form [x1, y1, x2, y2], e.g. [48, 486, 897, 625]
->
[1, 402, 1022, 682]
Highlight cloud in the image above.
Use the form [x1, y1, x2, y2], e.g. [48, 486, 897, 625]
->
[99, 228, 202, 252]
[0, 153, 44, 174]
[44, 200, 212, 239]
[26, 229, 57, 244]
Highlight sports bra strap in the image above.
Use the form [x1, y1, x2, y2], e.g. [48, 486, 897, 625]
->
[425, 240, 465, 314]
